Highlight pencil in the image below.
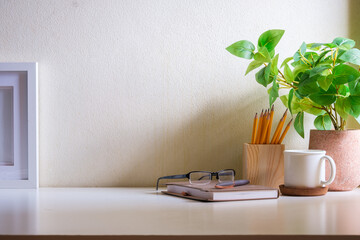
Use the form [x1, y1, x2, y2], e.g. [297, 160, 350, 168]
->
[270, 116, 283, 144]
[273, 109, 288, 144]
[255, 110, 264, 144]
[260, 111, 270, 144]
[278, 118, 293, 144]
[251, 113, 258, 144]
[265, 105, 274, 144]
[262, 110, 268, 143]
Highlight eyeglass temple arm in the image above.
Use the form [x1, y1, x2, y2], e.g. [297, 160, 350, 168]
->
[156, 174, 188, 190]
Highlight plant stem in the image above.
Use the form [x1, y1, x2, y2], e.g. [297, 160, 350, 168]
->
[322, 106, 339, 130]
[311, 54, 315, 65]
[263, 63, 297, 90]
[299, 51, 312, 68]
[333, 48, 338, 66]
[278, 69, 286, 80]
[277, 71, 297, 89]
[278, 82, 291, 88]
[332, 104, 338, 127]
[329, 105, 337, 127]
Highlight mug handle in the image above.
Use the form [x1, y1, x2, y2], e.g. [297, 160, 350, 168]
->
[320, 155, 336, 186]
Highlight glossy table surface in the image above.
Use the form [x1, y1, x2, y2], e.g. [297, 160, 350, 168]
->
[0, 187, 360, 236]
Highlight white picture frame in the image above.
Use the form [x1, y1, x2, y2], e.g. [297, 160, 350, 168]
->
[0, 63, 38, 188]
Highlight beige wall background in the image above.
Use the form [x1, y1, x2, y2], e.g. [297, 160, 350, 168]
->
[0, 0, 359, 187]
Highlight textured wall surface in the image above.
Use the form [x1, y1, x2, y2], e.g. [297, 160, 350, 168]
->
[0, 0, 357, 186]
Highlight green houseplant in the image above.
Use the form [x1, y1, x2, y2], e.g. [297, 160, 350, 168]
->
[226, 29, 360, 191]
[226, 29, 360, 138]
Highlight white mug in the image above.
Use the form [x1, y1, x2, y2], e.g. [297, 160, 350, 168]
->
[284, 150, 336, 188]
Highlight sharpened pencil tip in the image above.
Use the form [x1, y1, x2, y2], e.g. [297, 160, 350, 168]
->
[283, 109, 288, 117]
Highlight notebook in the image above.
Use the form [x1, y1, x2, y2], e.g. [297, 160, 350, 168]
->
[163, 181, 279, 202]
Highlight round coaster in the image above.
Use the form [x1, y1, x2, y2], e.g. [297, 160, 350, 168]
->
[279, 184, 329, 196]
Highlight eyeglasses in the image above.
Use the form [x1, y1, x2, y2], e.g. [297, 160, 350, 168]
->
[156, 169, 235, 190]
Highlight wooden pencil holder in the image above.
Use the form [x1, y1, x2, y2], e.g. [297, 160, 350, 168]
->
[242, 143, 285, 189]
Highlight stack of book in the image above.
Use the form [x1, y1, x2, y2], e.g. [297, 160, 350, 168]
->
[163, 181, 279, 202]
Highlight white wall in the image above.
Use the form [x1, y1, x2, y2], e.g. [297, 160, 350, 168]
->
[0, 0, 357, 186]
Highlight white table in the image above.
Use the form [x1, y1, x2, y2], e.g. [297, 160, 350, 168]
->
[0, 187, 360, 239]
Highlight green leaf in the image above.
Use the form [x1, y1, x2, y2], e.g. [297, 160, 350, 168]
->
[281, 57, 293, 68]
[271, 54, 279, 75]
[257, 29, 285, 53]
[291, 97, 304, 114]
[245, 60, 263, 75]
[293, 64, 310, 77]
[307, 43, 323, 51]
[282, 97, 322, 116]
[297, 72, 320, 96]
[314, 114, 332, 130]
[332, 37, 356, 50]
[314, 50, 331, 66]
[324, 43, 337, 48]
[339, 48, 360, 65]
[280, 95, 288, 107]
[348, 79, 360, 95]
[336, 49, 347, 61]
[293, 52, 301, 62]
[303, 105, 325, 116]
[294, 111, 304, 138]
[288, 89, 294, 114]
[294, 98, 324, 116]
[280, 94, 303, 114]
[350, 105, 360, 118]
[348, 79, 360, 105]
[294, 89, 305, 99]
[308, 85, 337, 106]
[332, 64, 360, 85]
[316, 59, 333, 69]
[308, 65, 331, 78]
[269, 49, 275, 58]
[269, 79, 279, 106]
[293, 42, 307, 62]
[335, 97, 351, 120]
[349, 80, 360, 116]
[254, 46, 271, 63]
[317, 75, 333, 91]
[255, 64, 272, 87]
[300, 42, 307, 55]
[348, 96, 360, 118]
[338, 85, 350, 97]
[284, 63, 294, 83]
[226, 40, 255, 59]
[349, 95, 360, 105]
[305, 52, 319, 65]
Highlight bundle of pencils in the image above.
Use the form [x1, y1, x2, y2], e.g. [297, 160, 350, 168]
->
[251, 105, 293, 144]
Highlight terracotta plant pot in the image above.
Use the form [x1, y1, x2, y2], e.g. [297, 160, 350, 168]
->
[309, 129, 360, 191]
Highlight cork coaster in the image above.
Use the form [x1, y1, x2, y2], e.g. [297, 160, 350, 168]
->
[279, 184, 329, 196]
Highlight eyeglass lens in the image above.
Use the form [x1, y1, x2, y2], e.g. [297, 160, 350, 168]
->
[218, 170, 235, 183]
[189, 172, 211, 185]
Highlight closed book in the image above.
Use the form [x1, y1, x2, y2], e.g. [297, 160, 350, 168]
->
[163, 181, 279, 202]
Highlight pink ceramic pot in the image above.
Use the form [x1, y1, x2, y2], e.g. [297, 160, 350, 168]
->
[309, 129, 360, 191]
